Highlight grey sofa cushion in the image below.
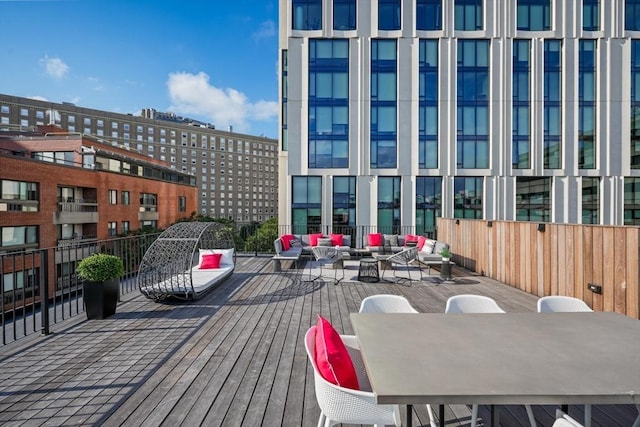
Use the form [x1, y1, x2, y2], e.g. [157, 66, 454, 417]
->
[317, 237, 332, 247]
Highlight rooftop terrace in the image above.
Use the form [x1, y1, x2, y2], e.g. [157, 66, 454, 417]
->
[0, 256, 638, 426]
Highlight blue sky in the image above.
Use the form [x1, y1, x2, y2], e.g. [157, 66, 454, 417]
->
[0, 0, 279, 138]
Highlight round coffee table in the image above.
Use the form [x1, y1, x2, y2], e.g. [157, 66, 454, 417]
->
[358, 258, 379, 283]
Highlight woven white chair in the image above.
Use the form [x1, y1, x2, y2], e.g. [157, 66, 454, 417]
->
[445, 294, 536, 427]
[553, 409, 584, 427]
[359, 294, 419, 314]
[304, 326, 402, 427]
[309, 246, 344, 284]
[537, 296, 593, 313]
[381, 246, 423, 285]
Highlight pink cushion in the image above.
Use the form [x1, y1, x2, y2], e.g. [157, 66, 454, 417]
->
[200, 253, 222, 269]
[329, 234, 344, 246]
[367, 233, 383, 246]
[417, 235, 427, 251]
[281, 234, 295, 251]
[314, 315, 360, 390]
[309, 233, 324, 247]
[404, 234, 419, 245]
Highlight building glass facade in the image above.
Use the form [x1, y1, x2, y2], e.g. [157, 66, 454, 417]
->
[454, 177, 483, 218]
[292, 176, 322, 233]
[378, 0, 401, 30]
[371, 39, 398, 168]
[292, 0, 322, 30]
[378, 177, 401, 233]
[308, 39, 349, 168]
[582, 177, 600, 224]
[625, 0, 640, 30]
[513, 39, 531, 169]
[457, 40, 489, 169]
[416, 0, 442, 31]
[583, 0, 600, 31]
[544, 40, 562, 169]
[332, 176, 356, 233]
[516, 177, 551, 222]
[517, 0, 551, 31]
[419, 39, 439, 169]
[416, 177, 441, 234]
[632, 40, 640, 168]
[624, 177, 640, 225]
[455, 0, 483, 30]
[333, 0, 356, 30]
[579, 40, 596, 169]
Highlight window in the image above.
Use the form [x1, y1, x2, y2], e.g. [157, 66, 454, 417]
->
[308, 39, 349, 168]
[455, 0, 483, 31]
[1, 180, 39, 212]
[1, 225, 38, 247]
[108, 222, 117, 236]
[292, 176, 322, 234]
[624, 177, 640, 225]
[122, 221, 130, 234]
[516, 177, 551, 221]
[579, 40, 596, 169]
[140, 193, 157, 211]
[632, 40, 640, 168]
[417, 0, 442, 31]
[582, 177, 599, 224]
[419, 40, 439, 168]
[517, 0, 551, 31]
[333, 177, 356, 233]
[457, 40, 490, 168]
[378, 0, 401, 30]
[378, 177, 401, 234]
[416, 177, 441, 235]
[178, 196, 187, 212]
[544, 40, 562, 169]
[454, 177, 483, 219]
[121, 191, 130, 205]
[292, 0, 322, 30]
[583, 0, 599, 31]
[371, 39, 397, 168]
[626, 0, 640, 31]
[513, 39, 531, 168]
[108, 189, 117, 205]
[333, 0, 356, 30]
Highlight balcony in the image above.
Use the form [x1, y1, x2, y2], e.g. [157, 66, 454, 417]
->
[0, 255, 638, 426]
[54, 198, 98, 224]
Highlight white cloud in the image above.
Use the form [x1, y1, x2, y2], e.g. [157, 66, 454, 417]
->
[166, 71, 277, 132]
[40, 55, 69, 79]
[252, 20, 275, 40]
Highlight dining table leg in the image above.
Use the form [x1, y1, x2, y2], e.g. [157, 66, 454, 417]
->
[439, 404, 445, 427]
[406, 404, 412, 427]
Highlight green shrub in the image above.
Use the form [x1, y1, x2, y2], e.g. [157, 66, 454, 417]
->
[76, 253, 125, 283]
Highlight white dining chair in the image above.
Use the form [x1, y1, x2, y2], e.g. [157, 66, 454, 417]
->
[444, 294, 536, 427]
[359, 294, 419, 313]
[553, 409, 584, 427]
[304, 326, 402, 427]
[537, 296, 593, 313]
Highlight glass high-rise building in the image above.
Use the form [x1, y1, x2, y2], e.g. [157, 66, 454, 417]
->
[278, 0, 640, 229]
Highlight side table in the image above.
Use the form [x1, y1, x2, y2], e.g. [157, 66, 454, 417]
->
[358, 258, 379, 283]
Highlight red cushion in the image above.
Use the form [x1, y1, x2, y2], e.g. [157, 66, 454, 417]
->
[281, 234, 295, 251]
[405, 234, 419, 245]
[309, 233, 324, 246]
[199, 253, 222, 269]
[314, 315, 360, 390]
[329, 234, 344, 246]
[367, 233, 383, 246]
[417, 235, 427, 251]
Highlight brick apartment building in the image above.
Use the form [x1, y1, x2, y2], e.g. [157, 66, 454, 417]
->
[0, 125, 198, 306]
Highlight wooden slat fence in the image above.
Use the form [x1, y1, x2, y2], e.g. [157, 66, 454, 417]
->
[437, 218, 640, 319]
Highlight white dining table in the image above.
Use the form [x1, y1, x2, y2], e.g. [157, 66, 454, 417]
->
[350, 311, 640, 427]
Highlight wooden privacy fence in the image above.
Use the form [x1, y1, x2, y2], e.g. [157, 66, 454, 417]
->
[437, 218, 640, 319]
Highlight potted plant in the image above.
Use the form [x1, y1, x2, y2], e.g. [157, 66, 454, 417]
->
[76, 253, 125, 319]
[439, 246, 451, 262]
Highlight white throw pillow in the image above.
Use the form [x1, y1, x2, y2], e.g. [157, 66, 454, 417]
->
[421, 239, 436, 254]
[199, 248, 234, 267]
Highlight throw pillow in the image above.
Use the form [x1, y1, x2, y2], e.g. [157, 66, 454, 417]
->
[199, 248, 234, 266]
[199, 253, 222, 269]
[422, 239, 436, 254]
[314, 315, 360, 390]
[384, 234, 399, 247]
[281, 234, 295, 251]
[329, 233, 344, 246]
[317, 237, 332, 247]
[309, 233, 324, 246]
[367, 233, 383, 246]
[404, 234, 419, 245]
[417, 235, 427, 251]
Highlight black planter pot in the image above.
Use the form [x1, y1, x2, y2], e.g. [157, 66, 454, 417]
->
[83, 278, 119, 319]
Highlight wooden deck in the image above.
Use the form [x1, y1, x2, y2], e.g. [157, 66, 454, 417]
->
[0, 256, 637, 427]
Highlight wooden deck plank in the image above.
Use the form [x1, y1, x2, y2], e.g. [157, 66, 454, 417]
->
[1, 255, 638, 427]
